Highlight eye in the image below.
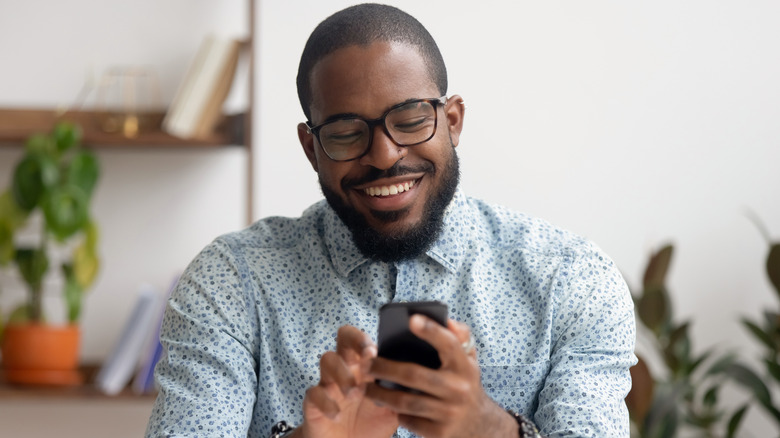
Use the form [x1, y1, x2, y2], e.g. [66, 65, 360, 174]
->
[391, 115, 434, 133]
[323, 130, 365, 146]
[320, 120, 366, 145]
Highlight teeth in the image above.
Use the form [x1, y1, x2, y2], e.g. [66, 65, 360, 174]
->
[363, 179, 416, 197]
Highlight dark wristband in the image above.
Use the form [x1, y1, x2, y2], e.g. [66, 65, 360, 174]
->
[507, 409, 541, 438]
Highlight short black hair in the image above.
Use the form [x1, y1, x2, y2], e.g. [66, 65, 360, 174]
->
[296, 3, 448, 121]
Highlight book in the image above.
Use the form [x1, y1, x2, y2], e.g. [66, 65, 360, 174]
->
[163, 35, 241, 139]
[95, 284, 162, 396]
[131, 273, 180, 394]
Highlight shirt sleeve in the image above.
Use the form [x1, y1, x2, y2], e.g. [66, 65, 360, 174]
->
[534, 244, 638, 437]
[145, 238, 261, 437]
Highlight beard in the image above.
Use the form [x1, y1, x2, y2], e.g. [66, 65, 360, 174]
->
[320, 145, 460, 263]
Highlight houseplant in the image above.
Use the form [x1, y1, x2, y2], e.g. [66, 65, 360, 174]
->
[738, 218, 780, 429]
[627, 244, 761, 437]
[0, 121, 100, 386]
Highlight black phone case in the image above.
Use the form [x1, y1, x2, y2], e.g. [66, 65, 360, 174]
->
[376, 301, 448, 369]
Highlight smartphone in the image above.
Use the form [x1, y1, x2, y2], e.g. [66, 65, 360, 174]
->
[376, 301, 448, 392]
[377, 300, 448, 369]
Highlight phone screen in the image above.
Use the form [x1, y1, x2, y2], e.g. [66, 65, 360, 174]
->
[376, 301, 448, 369]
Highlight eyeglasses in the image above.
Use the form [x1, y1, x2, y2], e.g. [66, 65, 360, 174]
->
[306, 96, 447, 162]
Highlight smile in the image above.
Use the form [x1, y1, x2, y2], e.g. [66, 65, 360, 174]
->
[363, 179, 417, 197]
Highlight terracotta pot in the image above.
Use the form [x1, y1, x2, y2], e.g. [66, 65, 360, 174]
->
[1, 324, 83, 386]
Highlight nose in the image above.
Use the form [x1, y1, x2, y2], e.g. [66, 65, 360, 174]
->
[358, 125, 406, 169]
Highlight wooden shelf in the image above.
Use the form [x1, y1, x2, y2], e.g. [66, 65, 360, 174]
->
[0, 108, 245, 149]
[0, 364, 157, 400]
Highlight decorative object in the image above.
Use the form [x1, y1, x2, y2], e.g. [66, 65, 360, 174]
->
[627, 244, 758, 438]
[95, 67, 162, 138]
[0, 121, 100, 386]
[738, 216, 780, 427]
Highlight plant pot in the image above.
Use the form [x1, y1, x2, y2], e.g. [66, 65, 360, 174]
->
[1, 323, 83, 386]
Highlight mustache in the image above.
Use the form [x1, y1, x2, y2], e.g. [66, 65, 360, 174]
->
[342, 161, 435, 189]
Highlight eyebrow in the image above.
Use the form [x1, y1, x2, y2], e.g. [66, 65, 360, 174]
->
[318, 98, 423, 125]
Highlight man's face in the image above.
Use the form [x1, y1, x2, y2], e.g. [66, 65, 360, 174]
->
[298, 41, 465, 261]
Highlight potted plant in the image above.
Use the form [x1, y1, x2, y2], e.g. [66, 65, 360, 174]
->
[0, 121, 100, 386]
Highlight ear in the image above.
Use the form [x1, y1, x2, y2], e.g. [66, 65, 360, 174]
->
[297, 122, 319, 172]
[443, 94, 465, 147]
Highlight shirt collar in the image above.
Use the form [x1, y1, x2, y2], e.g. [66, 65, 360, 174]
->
[321, 189, 471, 277]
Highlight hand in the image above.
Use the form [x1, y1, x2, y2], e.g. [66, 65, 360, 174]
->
[296, 325, 399, 438]
[365, 316, 517, 438]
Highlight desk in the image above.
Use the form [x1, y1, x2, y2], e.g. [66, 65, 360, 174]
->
[0, 397, 155, 437]
[0, 365, 157, 437]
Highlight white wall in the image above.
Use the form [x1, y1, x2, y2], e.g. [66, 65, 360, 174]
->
[256, 1, 780, 435]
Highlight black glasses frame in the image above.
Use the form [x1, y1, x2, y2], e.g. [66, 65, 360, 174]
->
[305, 96, 448, 162]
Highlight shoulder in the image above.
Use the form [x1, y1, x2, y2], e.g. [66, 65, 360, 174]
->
[463, 196, 595, 261]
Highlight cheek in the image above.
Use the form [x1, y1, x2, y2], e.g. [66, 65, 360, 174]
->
[316, 162, 351, 192]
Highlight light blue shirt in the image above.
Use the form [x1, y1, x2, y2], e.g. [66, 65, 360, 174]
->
[146, 190, 636, 437]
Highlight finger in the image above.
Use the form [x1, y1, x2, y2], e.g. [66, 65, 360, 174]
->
[320, 351, 357, 395]
[448, 319, 477, 360]
[398, 414, 438, 438]
[409, 314, 463, 367]
[365, 381, 451, 421]
[336, 325, 377, 363]
[304, 384, 341, 420]
[369, 356, 453, 400]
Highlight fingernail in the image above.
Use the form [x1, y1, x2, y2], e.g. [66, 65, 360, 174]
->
[410, 314, 426, 330]
[363, 345, 377, 358]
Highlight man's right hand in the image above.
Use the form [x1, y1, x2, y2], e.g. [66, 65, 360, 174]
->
[294, 325, 399, 438]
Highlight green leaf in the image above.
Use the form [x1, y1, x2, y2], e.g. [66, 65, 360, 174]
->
[62, 263, 83, 323]
[643, 244, 674, 290]
[643, 387, 680, 438]
[768, 243, 780, 296]
[52, 122, 82, 154]
[762, 310, 780, 328]
[702, 385, 719, 408]
[727, 363, 773, 407]
[83, 218, 99, 251]
[705, 353, 736, 376]
[66, 150, 99, 197]
[688, 348, 715, 375]
[24, 133, 54, 155]
[726, 404, 749, 438]
[11, 153, 59, 211]
[14, 248, 49, 291]
[742, 318, 777, 351]
[638, 286, 670, 334]
[72, 235, 99, 289]
[765, 359, 780, 383]
[0, 219, 14, 265]
[0, 190, 29, 229]
[42, 184, 89, 241]
[668, 322, 692, 366]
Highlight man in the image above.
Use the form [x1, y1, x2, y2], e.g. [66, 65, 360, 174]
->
[146, 4, 636, 438]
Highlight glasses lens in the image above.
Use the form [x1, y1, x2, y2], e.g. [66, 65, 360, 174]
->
[318, 119, 369, 161]
[385, 101, 437, 145]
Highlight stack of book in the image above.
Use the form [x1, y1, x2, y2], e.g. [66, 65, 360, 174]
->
[95, 276, 179, 396]
[162, 35, 242, 139]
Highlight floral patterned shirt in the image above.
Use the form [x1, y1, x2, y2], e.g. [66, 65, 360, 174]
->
[145, 190, 637, 437]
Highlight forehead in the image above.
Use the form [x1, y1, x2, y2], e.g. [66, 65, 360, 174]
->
[308, 41, 439, 122]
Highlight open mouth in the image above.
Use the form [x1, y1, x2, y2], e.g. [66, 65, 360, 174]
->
[362, 178, 420, 197]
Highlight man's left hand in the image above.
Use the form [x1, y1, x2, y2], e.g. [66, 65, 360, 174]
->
[365, 315, 518, 438]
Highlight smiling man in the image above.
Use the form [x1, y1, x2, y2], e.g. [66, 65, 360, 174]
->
[298, 40, 461, 263]
[146, 4, 636, 438]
